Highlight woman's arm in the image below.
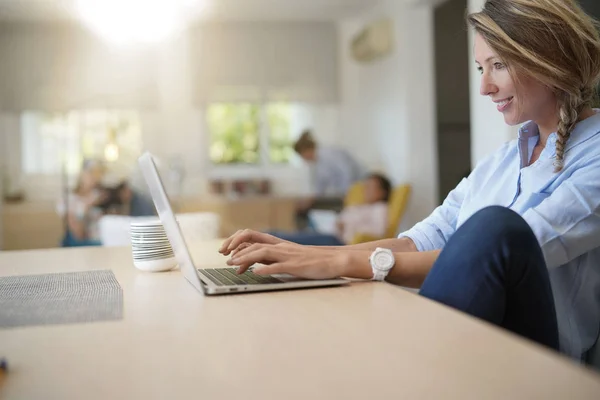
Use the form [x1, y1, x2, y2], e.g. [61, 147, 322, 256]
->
[343, 249, 441, 288]
[398, 177, 470, 252]
[310, 237, 418, 252]
[220, 176, 470, 256]
[311, 177, 471, 253]
[228, 242, 439, 288]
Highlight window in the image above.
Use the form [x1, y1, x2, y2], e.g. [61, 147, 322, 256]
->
[206, 102, 295, 165]
[21, 110, 142, 177]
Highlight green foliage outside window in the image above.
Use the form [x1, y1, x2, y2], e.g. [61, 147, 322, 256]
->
[266, 103, 294, 164]
[207, 102, 292, 164]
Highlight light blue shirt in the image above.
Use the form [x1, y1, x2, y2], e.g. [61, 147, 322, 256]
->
[400, 111, 600, 359]
[313, 146, 364, 197]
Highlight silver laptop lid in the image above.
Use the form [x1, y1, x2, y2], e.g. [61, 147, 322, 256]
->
[138, 152, 205, 294]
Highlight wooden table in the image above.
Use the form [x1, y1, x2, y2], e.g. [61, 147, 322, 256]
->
[1, 241, 600, 399]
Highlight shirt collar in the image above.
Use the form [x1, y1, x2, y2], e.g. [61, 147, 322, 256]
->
[518, 108, 600, 152]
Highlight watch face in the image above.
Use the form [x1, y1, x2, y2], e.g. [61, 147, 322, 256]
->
[373, 250, 394, 270]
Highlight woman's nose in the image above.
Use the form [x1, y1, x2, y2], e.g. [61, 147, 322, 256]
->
[480, 74, 499, 97]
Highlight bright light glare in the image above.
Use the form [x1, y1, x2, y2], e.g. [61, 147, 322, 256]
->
[104, 142, 120, 162]
[77, 0, 201, 45]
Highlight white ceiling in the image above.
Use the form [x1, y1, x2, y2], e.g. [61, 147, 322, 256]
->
[0, 0, 380, 22]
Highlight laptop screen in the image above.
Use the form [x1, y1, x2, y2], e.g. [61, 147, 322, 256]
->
[137, 152, 204, 293]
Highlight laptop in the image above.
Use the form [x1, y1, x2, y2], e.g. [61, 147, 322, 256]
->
[138, 152, 349, 295]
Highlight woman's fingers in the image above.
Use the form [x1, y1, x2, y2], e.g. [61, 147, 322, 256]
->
[252, 263, 289, 276]
[229, 244, 271, 265]
[232, 242, 296, 261]
[229, 242, 251, 257]
[228, 243, 292, 273]
[226, 230, 258, 254]
[233, 261, 255, 275]
[229, 242, 262, 260]
[219, 230, 282, 256]
[227, 244, 343, 280]
[220, 230, 257, 255]
[219, 230, 243, 254]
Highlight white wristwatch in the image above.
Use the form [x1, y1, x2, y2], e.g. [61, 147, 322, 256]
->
[369, 247, 395, 281]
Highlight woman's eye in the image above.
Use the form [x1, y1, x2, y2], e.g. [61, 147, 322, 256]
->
[494, 62, 505, 70]
[477, 66, 483, 74]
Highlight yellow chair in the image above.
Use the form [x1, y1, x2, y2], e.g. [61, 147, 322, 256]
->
[343, 182, 366, 207]
[345, 183, 412, 245]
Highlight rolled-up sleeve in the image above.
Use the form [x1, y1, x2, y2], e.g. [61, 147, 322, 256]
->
[522, 164, 600, 269]
[398, 178, 470, 251]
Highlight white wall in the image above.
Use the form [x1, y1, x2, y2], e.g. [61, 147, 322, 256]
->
[467, 0, 519, 166]
[0, 23, 159, 111]
[339, 0, 438, 228]
[192, 22, 339, 103]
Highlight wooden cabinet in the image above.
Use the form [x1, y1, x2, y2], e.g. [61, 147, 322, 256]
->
[176, 196, 297, 237]
[1, 202, 63, 251]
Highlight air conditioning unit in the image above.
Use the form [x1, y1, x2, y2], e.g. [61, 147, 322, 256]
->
[351, 18, 394, 63]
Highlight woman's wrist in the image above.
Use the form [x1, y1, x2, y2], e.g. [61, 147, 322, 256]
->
[336, 250, 375, 279]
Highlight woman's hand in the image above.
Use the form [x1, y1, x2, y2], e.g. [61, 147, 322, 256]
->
[219, 229, 291, 256]
[227, 242, 348, 280]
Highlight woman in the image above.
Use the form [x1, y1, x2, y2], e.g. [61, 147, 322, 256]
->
[57, 160, 107, 247]
[219, 0, 600, 361]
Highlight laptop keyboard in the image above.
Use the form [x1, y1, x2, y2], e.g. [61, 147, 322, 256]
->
[199, 268, 284, 286]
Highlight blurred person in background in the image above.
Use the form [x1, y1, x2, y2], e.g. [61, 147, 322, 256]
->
[106, 180, 156, 217]
[294, 129, 364, 229]
[273, 173, 391, 246]
[57, 159, 106, 247]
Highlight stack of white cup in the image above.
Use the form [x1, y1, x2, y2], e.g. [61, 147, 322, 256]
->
[130, 219, 177, 272]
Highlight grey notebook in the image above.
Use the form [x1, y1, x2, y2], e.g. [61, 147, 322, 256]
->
[0, 269, 123, 329]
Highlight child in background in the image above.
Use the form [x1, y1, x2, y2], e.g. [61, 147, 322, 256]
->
[337, 173, 390, 244]
[274, 173, 391, 246]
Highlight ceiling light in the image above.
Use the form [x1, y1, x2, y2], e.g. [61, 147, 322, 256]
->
[76, 0, 203, 45]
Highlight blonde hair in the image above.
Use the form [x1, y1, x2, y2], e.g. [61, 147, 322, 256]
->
[468, 0, 600, 172]
[293, 129, 317, 154]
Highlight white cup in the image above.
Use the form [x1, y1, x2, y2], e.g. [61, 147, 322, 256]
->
[130, 220, 177, 272]
[133, 256, 177, 272]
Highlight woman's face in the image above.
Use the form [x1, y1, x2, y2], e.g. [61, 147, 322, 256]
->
[474, 33, 556, 126]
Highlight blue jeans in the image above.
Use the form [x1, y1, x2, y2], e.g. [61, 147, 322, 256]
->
[270, 231, 344, 246]
[420, 206, 559, 350]
[61, 230, 102, 247]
